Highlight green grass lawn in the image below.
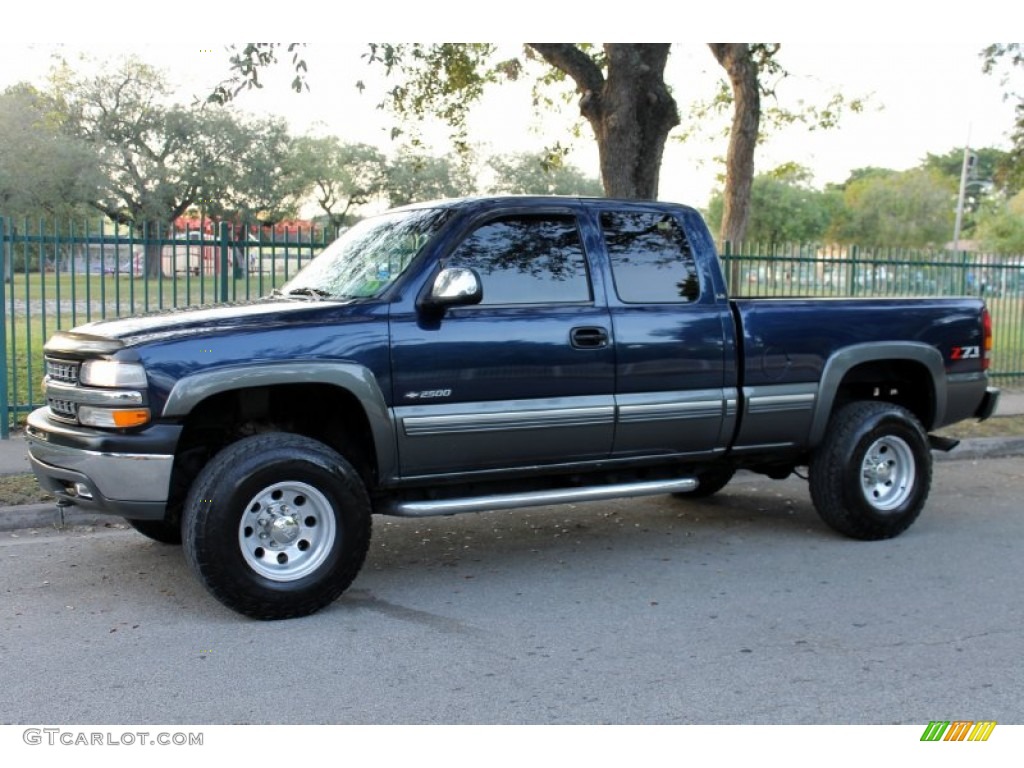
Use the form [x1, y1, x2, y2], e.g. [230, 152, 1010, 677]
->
[7, 270, 291, 311]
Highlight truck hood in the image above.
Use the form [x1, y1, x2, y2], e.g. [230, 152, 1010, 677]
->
[59, 298, 357, 348]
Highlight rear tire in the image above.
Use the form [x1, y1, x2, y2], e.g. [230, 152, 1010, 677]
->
[809, 401, 931, 540]
[182, 432, 372, 620]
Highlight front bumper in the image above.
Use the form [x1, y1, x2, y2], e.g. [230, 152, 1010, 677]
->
[25, 408, 181, 520]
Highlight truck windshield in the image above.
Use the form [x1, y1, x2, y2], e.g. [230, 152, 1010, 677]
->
[279, 207, 451, 299]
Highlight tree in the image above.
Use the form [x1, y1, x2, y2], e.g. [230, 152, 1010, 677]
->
[0, 84, 100, 219]
[705, 164, 836, 246]
[705, 44, 864, 244]
[486, 152, 603, 196]
[216, 116, 307, 225]
[829, 168, 956, 248]
[209, 44, 309, 105]
[367, 43, 679, 199]
[48, 56, 283, 276]
[923, 147, 1006, 192]
[982, 44, 1024, 194]
[289, 136, 388, 227]
[975, 189, 1024, 254]
[384, 149, 476, 207]
[222, 43, 855, 234]
[918, 146, 1007, 241]
[708, 44, 762, 246]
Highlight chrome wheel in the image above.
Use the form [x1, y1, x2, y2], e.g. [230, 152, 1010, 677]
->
[859, 435, 915, 512]
[238, 481, 337, 582]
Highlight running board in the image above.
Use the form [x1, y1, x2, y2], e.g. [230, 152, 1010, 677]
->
[381, 477, 699, 518]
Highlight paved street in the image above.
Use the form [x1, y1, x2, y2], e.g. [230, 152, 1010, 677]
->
[1, 457, 1022, 725]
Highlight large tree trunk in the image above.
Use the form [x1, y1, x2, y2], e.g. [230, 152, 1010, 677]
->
[709, 44, 761, 245]
[528, 44, 679, 199]
[141, 220, 164, 278]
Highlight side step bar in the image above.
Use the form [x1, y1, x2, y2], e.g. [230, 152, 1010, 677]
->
[381, 477, 699, 518]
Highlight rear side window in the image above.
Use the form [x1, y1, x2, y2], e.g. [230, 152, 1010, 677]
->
[601, 210, 700, 303]
[447, 214, 591, 305]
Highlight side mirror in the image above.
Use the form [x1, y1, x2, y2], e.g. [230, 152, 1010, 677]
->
[421, 267, 483, 311]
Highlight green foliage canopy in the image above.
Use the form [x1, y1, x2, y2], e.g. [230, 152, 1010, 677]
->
[0, 84, 101, 219]
[830, 167, 956, 248]
[706, 165, 837, 245]
[289, 137, 388, 227]
[486, 152, 603, 196]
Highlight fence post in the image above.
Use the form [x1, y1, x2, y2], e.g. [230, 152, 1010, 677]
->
[0, 216, 8, 439]
[218, 221, 230, 303]
[721, 240, 732, 293]
[848, 245, 859, 297]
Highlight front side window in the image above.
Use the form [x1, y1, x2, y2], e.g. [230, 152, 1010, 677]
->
[601, 210, 700, 303]
[447, 214, 591, 305]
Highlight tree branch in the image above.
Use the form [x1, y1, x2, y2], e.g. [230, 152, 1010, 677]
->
[527, 44, 605, 94]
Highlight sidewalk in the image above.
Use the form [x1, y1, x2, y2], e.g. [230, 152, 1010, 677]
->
[3, 390, 1023, 532]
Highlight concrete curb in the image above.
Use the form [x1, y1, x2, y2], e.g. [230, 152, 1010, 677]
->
[2, 437, 1023, 534]
[0, 503, 124, 533]
[933, 436, 1024, 461]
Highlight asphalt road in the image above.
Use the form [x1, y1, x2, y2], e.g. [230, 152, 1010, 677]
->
[1, 457, 1022, 725]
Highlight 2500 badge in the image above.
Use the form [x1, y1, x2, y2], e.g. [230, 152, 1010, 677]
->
[404, 389, 453, 400]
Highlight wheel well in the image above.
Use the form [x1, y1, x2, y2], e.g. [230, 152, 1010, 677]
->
[167, 383, 377, 514]
[831, 360, 936, 429]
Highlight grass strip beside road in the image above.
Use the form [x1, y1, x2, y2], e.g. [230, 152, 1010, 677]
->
[0, 473, 53, 506]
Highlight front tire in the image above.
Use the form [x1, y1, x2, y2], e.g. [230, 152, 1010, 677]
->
[182, 432, 372, 620]
[125, 517, 182, 545]
[809, 401, 931, 540]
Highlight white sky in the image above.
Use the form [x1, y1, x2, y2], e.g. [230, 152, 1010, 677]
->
[2, 5, 1020, 211]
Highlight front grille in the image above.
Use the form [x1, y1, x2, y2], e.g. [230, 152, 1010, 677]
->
[45, 358, 80, 384]
[47, 397, 78, 422]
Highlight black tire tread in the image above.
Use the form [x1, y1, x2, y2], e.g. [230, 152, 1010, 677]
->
[809, 400, 931, 541]
[125, 517, 183, 545]
[182, 432, 372, 620]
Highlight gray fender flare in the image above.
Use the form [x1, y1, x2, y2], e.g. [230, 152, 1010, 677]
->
[161, 361, 397, 481]
[808, 342, 946, 447]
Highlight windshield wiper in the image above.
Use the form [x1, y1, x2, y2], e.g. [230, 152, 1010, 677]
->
[284, 287, 332, 301]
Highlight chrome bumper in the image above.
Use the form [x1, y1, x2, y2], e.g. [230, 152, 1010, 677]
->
[25, 409, 175, 519]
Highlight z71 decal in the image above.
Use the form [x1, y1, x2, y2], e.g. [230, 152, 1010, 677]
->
[950, 345, 980, 360]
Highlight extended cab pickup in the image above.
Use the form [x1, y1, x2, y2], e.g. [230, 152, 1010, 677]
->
[26, 196, 1000, 619]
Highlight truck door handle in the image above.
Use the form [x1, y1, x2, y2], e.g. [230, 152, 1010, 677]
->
[571, 326, 609, 349]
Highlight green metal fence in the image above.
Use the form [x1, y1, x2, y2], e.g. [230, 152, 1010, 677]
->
[718, 241, 1024, 383]
[3, 223, 1023, 439]
[2, 216, 337, 438]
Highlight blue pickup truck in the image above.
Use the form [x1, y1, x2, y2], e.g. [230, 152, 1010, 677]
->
[26, 196, 999, 619]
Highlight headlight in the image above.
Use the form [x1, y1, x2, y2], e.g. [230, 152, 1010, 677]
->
[79, 360, 147, 388]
